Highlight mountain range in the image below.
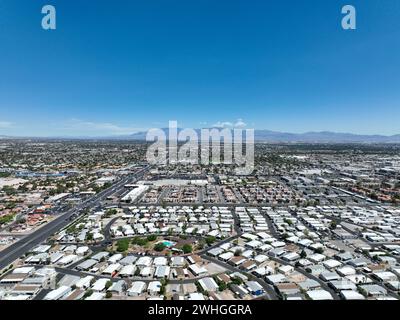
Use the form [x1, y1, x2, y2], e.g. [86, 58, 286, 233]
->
[126, 129, 400, 143]
[1, 130, 400, 143]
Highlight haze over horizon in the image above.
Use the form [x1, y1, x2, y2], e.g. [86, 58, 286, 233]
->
[2, 126, 400, 142]
[1, 0, 400, 137]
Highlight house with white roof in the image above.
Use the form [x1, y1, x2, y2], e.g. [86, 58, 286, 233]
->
[128, 281, 146, 296]
[306, 289, 333, 300]
[148, 281, 161, 295]
[75, 276, 93, 289]
[92, 278, 109, 291]
[102, 263, 121, 275]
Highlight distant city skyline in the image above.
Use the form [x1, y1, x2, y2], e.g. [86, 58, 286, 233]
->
[1, 0, 400, 137]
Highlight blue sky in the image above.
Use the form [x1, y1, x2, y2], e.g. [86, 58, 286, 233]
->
[0, 0, 400, 136]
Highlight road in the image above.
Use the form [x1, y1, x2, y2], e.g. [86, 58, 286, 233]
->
[0, 165, 150, 270]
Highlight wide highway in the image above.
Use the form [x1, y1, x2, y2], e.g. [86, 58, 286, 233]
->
[0, 165, 150, 270]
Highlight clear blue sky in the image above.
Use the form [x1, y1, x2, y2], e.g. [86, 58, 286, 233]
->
[0, 0, 400, 136]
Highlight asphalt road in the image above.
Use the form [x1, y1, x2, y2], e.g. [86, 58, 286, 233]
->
[0, 166, 150, 270]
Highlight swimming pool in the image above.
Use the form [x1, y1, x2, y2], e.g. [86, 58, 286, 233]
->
[162, 240, 176, 247]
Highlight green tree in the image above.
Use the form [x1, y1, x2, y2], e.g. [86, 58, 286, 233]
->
[0, 214, 15, 225]
[117, 239, 130, 252]
[0, 172, 11, 178]
[132, 237, 148, 246]
[218, 282, 227, 291]
[231, 277, 243, 285]
[205, 236, 216, 246]
[182, 244, 193, 254]
[105, 280, 113, 290]
[83, 289, 93, 299]
[2, 186, 16, 196]
[315, 247, 324, 254]
[154, 243, 166, 252]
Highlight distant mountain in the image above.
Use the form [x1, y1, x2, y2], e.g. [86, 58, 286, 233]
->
[253, 130, 400, 143]
[127, 129, 400, 143]
[1, 130, 400, 143]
